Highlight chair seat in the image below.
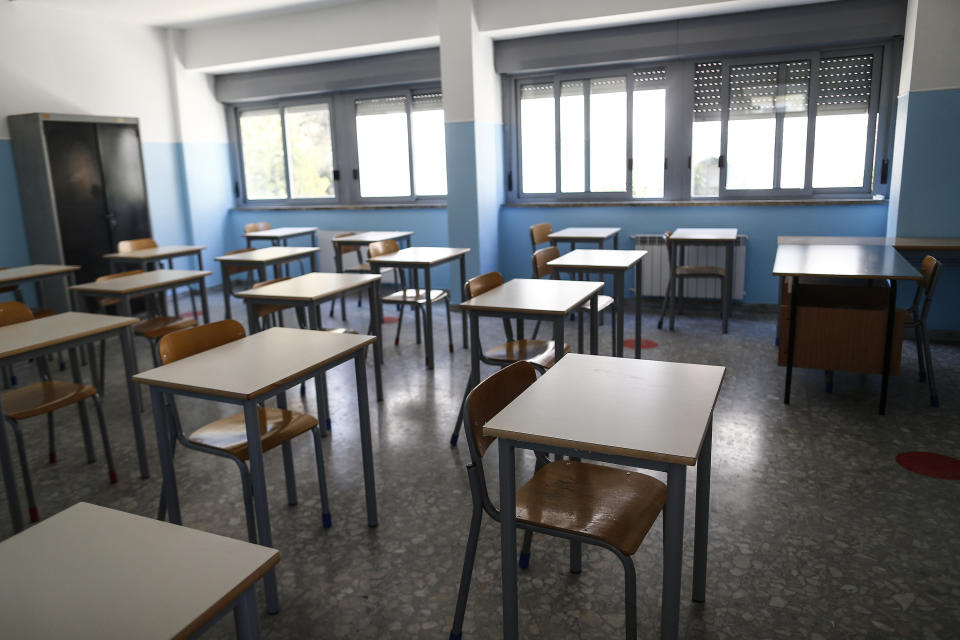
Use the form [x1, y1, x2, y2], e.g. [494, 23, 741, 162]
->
[135, 316, 197, 339]
[580, 294, 615, 312]
[254, 302, 292, 318]
[382, 288, 448, 304]
[517, 460, 667, 556]
[31, 308, 55, 319]
[677, 265, 726, 278]
[345, 263, 394, 275]
[2, 381, 97, 420]
[484, 340, 569, 369]
[188, 407, 318, 461]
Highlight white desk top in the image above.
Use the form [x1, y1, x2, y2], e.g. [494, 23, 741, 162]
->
[236, 272, 381, 302]
[0, 502, 279, 640]
[243, 226, 318, 240]
[0, 264, 79, 285]
[133, 327, 375, 400]
[672, 228, 738, 242]
[777, 235, 960, 251]
[103, 245, 206, 261]
[331, 231, 414, 244]
[548, 227, 621, 241]
[772, 244, 922, 281]
[367, 246, 470, 266]
[458, 278, 603, 316]
[215, 246, 319, 264]
[0, 312, 137, 361]
[484, 353, 725, 465]
[548, 249, 647, 270]
[71, 270, 211, 295]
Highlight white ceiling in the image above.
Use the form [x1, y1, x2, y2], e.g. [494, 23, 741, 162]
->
[18, 0, 367, 28]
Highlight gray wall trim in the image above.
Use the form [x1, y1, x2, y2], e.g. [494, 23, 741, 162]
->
[494, 0, 906, 74]
[215, 48, 442, 104]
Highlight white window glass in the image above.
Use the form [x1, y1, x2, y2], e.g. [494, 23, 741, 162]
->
[589, 77, 626, 192]
[779, 61, 811, 189]
[559, 81, 585, 193]
[355, 96, 411, 198]
[239, 108, 287, 200]
[284, 104, 335, 199]
[813, 55, 874, 188]
[726, 63, 778, 190]
[691, 62, 722, 196]
[411, 92, 447, 196]
[632, 70, 666, 198]
[520, 83, 556, 194]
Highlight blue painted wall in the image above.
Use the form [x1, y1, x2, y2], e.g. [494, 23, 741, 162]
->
[181, 142, 235, 286]
[141, 142, 192, 248]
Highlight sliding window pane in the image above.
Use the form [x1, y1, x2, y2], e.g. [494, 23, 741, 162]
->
[813, 55, 874, 188]
[284, 104, 335, 199]
[691, 62, 722, 196]
[632, 69, 667, 198]
[559, 81, 585, 193]
[239, 109, 287, 200]
[520, 83, 556, 194]
[726, 63, 778, 190]
[589, 77, 626, 192]
[779, 61, 811, 189]
[355, 96, 411, 198]
[411, 92, 447, 196]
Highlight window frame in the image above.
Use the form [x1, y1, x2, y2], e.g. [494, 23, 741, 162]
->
[229, 83, 447, 207]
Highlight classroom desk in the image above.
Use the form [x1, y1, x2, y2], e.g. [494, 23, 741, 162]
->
[547, 249, 647, 358]
[0, 502, 279, 640]
[548, 227, 621, 250]
[244, 226, 319, 248]
[777, 235, 960, 250]
[133, 327, 377, 614]
[0, 313, 149, 531]
[0, 263, 80, 311]
[329, 231, 413, 319]
[71, 269, 212, 324]
[668, 228, 738, 334]
[773, 244, 921, 415]
[485, 353, 725, 640]
[216, 247, 320, 319]
[367, 246, 470, 369]
[103, 246, 207, 318]
[235, 272, 385, 401]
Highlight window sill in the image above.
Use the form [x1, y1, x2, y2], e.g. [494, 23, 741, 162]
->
[504, 198, 886, 208]
[233, 202, 446, 212]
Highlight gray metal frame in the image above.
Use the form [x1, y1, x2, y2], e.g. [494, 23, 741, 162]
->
[219, 250, 319, 320]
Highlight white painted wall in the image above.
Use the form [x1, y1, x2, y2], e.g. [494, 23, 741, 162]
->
[0, 3, 178, 141]
[898, 0, 960, 96]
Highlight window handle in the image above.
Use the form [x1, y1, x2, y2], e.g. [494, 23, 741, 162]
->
[333, 169, 340, 181]
[507, 171, 513, 191]
[664, 157, 668, 171]
[352, 168, 360, 180]
[718, 155, 726, 169]
[880, 159, 889, 185]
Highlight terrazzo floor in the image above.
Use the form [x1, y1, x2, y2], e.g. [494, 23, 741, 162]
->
[1, 291, 958, 639]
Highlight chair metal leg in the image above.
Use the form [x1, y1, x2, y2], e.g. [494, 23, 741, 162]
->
[519, 530, 534, 569]
[8, 418, 38, 523]
[310, 427, 332, 529]
[47, 413, 56, 464]
[570, 540, 582, 574]
[919, 322, 938, 407]
[281, 441, 298, 506]
[445, 296, 454, 353]
[237, 462, 259, 544]
[98, 339, 107, 391]
[915, 325, 927, 382]
[76, 400, 96, 464]
[658, 282, 671, 330]
[531, 320, 541, 339]
[394, 303, 406, 346]
[450, 466, 484, 640]
[91, 394, 118, 484]
[449, 374, 474, 447]
[577, 309, 584, 354]
[617, 551, 637, 640]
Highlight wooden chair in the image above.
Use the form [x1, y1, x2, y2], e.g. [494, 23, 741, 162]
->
[449, 361, 667, 640]
[449, 271, 569, 447]
[368, 239, 452, 351]
[0, 268, 57, 386]
[117, 237, 199, 319]
[904, 255, 942, 407]
[155, 319, 332, 535]
[532, 246, 615, 354]
[328, 233, 401, 319]
[244, 221, 272, 233]
[657, 230, 728, 331]
[0, 302, 117, 523]
[530, 222, 552, 252]
[249, 277, 308, 331]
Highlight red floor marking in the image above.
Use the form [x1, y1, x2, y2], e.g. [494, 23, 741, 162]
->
[895, 452, 960, 480]
[383, 316, 399, 324]
[623, 339, 659, 350]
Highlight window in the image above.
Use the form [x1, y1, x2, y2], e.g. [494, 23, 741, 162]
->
[508, 45, 889, 202]
[233, 87, 446, 205]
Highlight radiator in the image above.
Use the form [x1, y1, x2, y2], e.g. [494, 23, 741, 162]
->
[631, 234, 748, 300]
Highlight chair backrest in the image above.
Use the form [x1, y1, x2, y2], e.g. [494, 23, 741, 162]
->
[914, 255, 943, 322]
[334, 233, 362, 256]
[117, 238, 157, 253]
[465, 271, 504, 301]
[464, 361, 538, 465]
[244, 222, 272, 233]
[157, 319, 246, 365]
[532, 246, 559, 279]
[0, 301, 34, 327]
[530, 223, 552, 250]
[96, 269, 145, 282]
[222, 248, 258, 276]
[368, 239, 400, 259]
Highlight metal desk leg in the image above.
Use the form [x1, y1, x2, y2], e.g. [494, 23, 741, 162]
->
[693, 416, 712, 603]
[0, 392, 24, 532]
[469, 311, 481, 392]
[246, 301, 259, 334]
[498, 439, 519, 639]
[590, 294, 599, 355]
[614, 234, 619, 250]
[424, 268, 435, 369]
[412, 268, 422, 346]
[354, 351, 378, 526]
[242, 400, 279, 613]
[221, 263, 233, 320]
[661, 464, 687, 640]
[233, 585, 260, 640]
[368, 282, 384, 401]
[635, 261, 643, 359]
[198, 279, 210, 324]
[553, 317, 564, 363]
[460, 256, 468, 349]
[722, 242, 733, 333]
[119, 323, 150, 478]
[151, 386, 179, 523]
[615, 272, 625, 357]
[879, 280, 897, 416]
[784, 276, 799, 405]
